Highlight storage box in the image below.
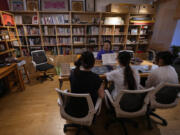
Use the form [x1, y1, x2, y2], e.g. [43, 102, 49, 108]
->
[106, 4, 131, 13]
[129, 5, 139, 14]
[139, 4, 156, 14]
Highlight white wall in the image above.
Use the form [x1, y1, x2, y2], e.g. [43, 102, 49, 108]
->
[95, 0, 152, 11]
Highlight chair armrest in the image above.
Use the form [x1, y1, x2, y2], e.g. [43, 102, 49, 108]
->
[57, 98, 62, 106]
[32, 61, 36, 67]
[48, 57, 54, 62]
[95, 97, 102, 115]
[105, 89, 114, 105]
[178, 93, 180, 98]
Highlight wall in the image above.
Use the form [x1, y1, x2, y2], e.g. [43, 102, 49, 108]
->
[150, 0, 179, 51]
[171, 20, 180, 46]
[95, 0, 152, 11]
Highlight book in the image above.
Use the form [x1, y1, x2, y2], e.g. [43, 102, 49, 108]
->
[15, 15, 22, 24]
[60, 63, 70, 76]
[11, 0, 24, 11]
[26, 0, 38, 11]
[32, 15, 38, 24]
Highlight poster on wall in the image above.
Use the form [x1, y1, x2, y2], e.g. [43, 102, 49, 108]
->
[69, 0, 86, 11]
[41, 0, 69, 11]
[10, 0, 25, 11]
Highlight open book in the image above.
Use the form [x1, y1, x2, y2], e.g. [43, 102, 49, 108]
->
[102, 53, 117, 65]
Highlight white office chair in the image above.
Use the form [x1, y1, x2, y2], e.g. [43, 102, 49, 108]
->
[147, 83, 180, 129]
[55, 88, 102, 135]
[105, 87, 154, 135]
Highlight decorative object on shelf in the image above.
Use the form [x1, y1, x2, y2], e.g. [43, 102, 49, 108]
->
[2, 13, 15, 26]
[10, 0, 26, 11]
[104, 17, 124, 25]
[69, 0, 86, 11]
[32, 15, 38, 24]
[41, 0, 69, 11]
[106, 3, 131, 13]
[26, 0, 39, 11]
[86, 0, 95, 11]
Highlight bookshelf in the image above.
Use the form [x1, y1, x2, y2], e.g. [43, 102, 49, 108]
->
[0, 11, 22, 58]
[11, 10, 155, 57]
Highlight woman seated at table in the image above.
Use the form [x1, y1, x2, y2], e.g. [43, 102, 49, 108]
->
[105, 51, 140, 100]
[66, 51, 104, 117]
[146, 51, 179, 88]
[96, 40, 114, 60]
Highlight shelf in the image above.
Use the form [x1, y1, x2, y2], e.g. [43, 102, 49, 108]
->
[112, 43, 124, 45]
[86, 35, 99, 37]
[57, 35, 71, 36]
[57, 44, 72, 46]
[44, 45, 57, 47]
[43, 35, 56, 37]
[114, 34, 126, 36]
[0, 49, 15, 56]
[101, 34, 113, 36]
[0, 26, 16, 29]
[72, 35, 85, 37]
[0, 39, 18, 42]
[26, 35, 40, 37]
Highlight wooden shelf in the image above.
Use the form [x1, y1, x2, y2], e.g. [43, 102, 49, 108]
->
[0, 49, 15, 56]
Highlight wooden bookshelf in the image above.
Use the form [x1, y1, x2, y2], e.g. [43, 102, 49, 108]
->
[0, 11, 22, 57]
[10, 10, 155, 56]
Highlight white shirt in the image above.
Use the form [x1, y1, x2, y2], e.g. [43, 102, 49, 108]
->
[105, 66, 140, 100]
[146, 65, 179, 88]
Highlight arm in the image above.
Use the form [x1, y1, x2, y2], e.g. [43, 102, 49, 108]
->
[96, 51, 102, 60]
[98, 82, 105, 99]
[146, 72, 156, 88]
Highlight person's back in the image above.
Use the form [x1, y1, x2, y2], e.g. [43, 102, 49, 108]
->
[146, 51, 179, 88]
[106, 51, 140, 100]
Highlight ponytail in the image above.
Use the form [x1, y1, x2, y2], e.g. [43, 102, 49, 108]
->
[74, 57, 82, 74]
[118, 51, 137, 90]
[124, 65, 137, 90]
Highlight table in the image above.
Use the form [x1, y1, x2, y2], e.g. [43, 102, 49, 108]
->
[58, 60, 156, 89]
[0, 63, 25, 91]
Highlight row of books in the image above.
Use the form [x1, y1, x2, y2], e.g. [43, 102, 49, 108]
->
[15, 15, 38, 24]
[44, 37, 56, 46]
[28, 37, 41, 46]
[102, 27, 112, 35]
[114, 37, 124, 44]
[43, 26, 56, 35]
[73, 37, 85, 44]
[87, 37, 98, 44]
[41, 15, 69, 25]
[72, 28, 85, 35]
[58, 37, 71, 44]
[25, 26, 40, 35]
[57, 27, 70, 35]
[114, 27, 124, 35]
[87, 26, 99, 35]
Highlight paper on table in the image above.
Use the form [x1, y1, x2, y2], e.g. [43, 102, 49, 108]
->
[102, 53, 117, 65]
[60, 63, 70, 76]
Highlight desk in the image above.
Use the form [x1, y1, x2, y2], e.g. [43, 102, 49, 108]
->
[0, 63, 25, 91]
[59, 60, 156, 89]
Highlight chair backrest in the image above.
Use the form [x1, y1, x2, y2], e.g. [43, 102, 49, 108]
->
[55, 88, 96, 126]
[112, 88, 154, 118]
[119, 50, 134, 59]
[148, 50, 156, 62]
[31, 50, 47, 66]
[148, 83, 180, 109]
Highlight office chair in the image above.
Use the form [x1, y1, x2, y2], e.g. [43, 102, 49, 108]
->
[147, 83, 180, 129]
[119, 50, 134, 59]
[55, 88, 102, 135]
[31, 50, 54, 82]
[104, 87, 154, 135]
[173, 57, 180, 80]
[148, 50, 156, 63]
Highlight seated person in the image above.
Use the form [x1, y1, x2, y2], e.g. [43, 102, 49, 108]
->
[146, 51, 179, 88]
[66, 51, 104, 117]
[105, 51, 140, 100]
[96, 40, 114, 60]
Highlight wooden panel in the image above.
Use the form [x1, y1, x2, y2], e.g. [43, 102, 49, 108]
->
[175, 0, 180, 19]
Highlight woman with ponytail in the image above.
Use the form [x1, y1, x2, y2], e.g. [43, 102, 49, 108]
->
[106, 51, 140, 100]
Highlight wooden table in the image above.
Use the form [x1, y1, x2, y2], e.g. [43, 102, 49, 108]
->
[0, 63, 25, 91]
[58, 60, 155, 89]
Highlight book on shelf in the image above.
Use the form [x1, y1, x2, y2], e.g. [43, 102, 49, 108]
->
[87, 26, 99, 35]
[73, 27, 85, 35]
[32, 15, 38, 24]
[22, 48, 29, 56]
[1, 30, 9, 40]
[73, 37, 84, 45]
[17, 27, 24, 36]
[114, 27, 124, 35]
[19, 37, 26, 45]
[43, 26, 55, 35]
[2, 14, 15, 26]
[57, 27, 70, 35]
[87, 37, 98, 44]
[23, 15, 33, 24]
[102, 27, 112, 35]
[41, 15, 69, 25]
[0, 44, 6, 52]
[44, 37, 56, 46]
[58, 37, 71, 44]
[9, 31, 16, 39]
[10, 0, 25, 11]
[12, 41, 20, 46]
[26, 0, 39, 11]
[74, 48, 86, 54]
[24, 26, 40, 35]
[28, 37, 41, 45]
[59, 47, 71, 55]
[15, 15, 23, 24]
[114, 37, 124, 44]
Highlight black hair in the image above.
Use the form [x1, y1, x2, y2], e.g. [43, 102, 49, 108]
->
[118, 51, 137, 90]
[74, 51, 95, 73]
[104, 40, 112, 50]
[156, 51, 173, 65]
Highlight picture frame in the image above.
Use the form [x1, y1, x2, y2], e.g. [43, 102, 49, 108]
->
[26, 0, 39, 11]
[86, 0, 95, 12]
[41, 0, 69, 11]
[10, 0, 25, 11]
[69, 0, 86, 11]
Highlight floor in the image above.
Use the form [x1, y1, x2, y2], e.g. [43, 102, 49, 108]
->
[0, 76, 180, 135]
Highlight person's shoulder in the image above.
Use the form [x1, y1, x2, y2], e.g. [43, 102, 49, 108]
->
[106, 68, 122, 75]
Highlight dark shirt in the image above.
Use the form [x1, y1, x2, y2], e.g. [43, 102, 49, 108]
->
[96, 50, 114, 60]
[65, 69, 102, 118]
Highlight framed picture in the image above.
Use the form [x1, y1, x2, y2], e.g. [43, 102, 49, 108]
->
[69, 0, 86, 11]
[86, 0, 95, 11]
[41, 0, 69, 11]
[10, 0, 25, 11]
[26, 0, 39, 11]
